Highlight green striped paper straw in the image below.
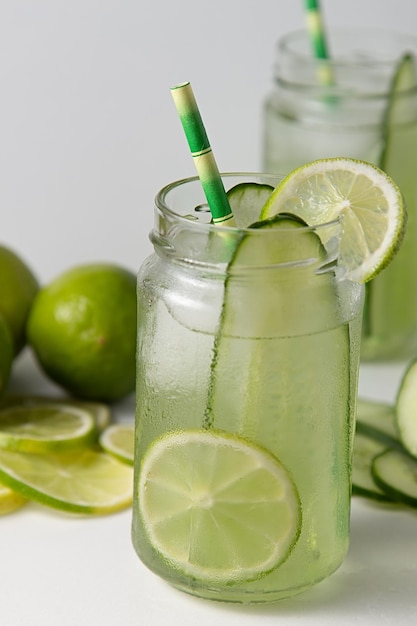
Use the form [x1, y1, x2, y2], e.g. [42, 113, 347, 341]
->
[171, 82, 236, 226]
[303, 0, 334, 86]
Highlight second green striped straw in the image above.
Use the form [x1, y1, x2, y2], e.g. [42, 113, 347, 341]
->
[303, 0, 334, 86]
[171, 82, 236, 226]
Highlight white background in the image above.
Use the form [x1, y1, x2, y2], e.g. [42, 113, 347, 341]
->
[2, 2, 417, 625]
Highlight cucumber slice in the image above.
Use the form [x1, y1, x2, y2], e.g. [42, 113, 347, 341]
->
[352, 432, 395, 502]
[205, 213, 343, 434]
[356, 398, 400, 448]
[395, 357, 417, 457]
[372, 448, 417, 507]
[226, 182, 274, 228]
[379, 54, 417, 171]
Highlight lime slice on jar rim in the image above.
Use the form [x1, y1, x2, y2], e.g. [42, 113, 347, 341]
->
[259, 157, 406, 283]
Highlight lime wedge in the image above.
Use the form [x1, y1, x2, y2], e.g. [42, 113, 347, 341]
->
[0, 481, 27, 515]
[226, 182, 273, 228]
[0, 403, 97, 453]
[259, 157, 406, 283]
[0, 448, 133, 514]
[138, 429, 301, 583]
[99, 423, 134, 465]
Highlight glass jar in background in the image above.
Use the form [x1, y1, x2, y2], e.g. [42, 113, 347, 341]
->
[132, 173, 364, 603]
[263, 28, 417, 361]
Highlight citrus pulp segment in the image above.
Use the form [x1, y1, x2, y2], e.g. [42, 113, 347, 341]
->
[0, 448, 133, 514]
[99, 423, 134, 465]
[259, 157, 406, 283]
[0, 403, 97, 453]
[138, 429, 301, 583]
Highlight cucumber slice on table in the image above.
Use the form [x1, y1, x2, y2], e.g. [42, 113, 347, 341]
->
[356, 398, 400, 448]
[396, 357, 417, 456]
[352, 432, 395, 502]
[353, 397, 417, 506]
[372, 448, 417, 507]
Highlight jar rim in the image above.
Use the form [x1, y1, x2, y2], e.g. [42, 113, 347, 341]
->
[155, 172, 341, 234]
[278, 27, 417, 68]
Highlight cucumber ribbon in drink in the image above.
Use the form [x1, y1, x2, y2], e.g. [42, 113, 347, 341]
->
[137, 153, 406, 586]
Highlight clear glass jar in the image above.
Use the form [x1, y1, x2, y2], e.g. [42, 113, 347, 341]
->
[263, 28, 417, 361]
[132, 173, 364, 603]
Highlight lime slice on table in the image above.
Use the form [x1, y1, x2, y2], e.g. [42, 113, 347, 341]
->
[260, 157, 406, 283]
[138, 429, 301, 583]
[1, 395, 111, 432]
[0, 447, 133, 514]
[0, 482, 27, 515]
[0, 403, 97, 453]
[99, 423, 134, 465]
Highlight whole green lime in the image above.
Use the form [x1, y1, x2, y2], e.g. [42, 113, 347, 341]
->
[0, 314, 13, 397]
[0, 245, 39, 355]
[27, 264, 137, 402]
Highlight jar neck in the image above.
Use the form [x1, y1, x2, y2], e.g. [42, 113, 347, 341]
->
[152, 174, 341, 278]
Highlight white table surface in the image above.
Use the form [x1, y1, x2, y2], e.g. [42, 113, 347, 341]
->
[1, 352, 416, 626]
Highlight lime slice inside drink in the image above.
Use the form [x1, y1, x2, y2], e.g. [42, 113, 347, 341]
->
[138, 429, 301, 583]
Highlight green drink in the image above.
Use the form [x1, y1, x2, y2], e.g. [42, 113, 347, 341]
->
[132, 173, 364, 603]
[263, 28, 417, 361]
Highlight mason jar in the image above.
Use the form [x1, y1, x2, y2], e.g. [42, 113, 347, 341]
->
[263, 28, 417, 361]
[131, 173, 364, 603]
